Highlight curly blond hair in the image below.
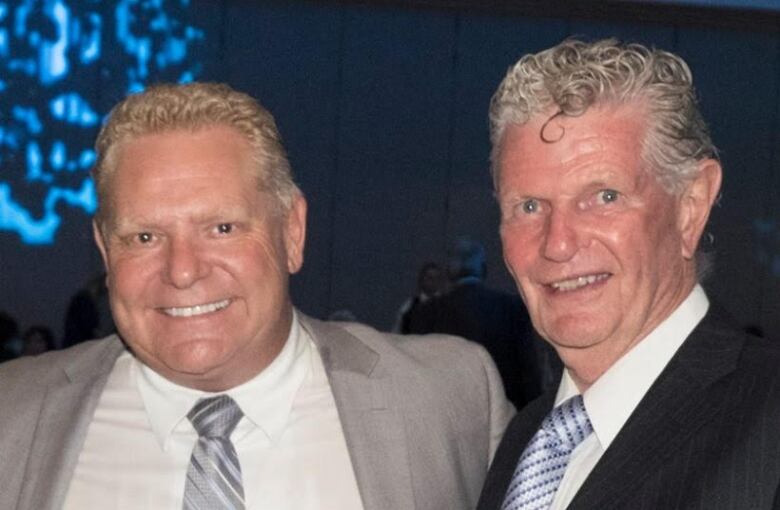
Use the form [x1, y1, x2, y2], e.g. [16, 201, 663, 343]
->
[490, 38, 718, 194]
[92, 82, 298, 226]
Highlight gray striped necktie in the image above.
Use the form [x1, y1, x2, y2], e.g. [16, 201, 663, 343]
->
[184, 395, 245, 510]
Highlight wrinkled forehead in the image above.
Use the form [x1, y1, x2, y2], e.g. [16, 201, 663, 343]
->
[496, 105, 653, 195]
[97, 127, 267, 225]
[111, 126, 259, 179]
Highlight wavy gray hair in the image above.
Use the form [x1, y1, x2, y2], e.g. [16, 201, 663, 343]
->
[93, 82, 299, 228]
[489, 38, 718, 195]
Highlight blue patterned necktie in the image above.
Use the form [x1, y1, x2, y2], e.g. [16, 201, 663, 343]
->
[501, 395, 593, 510]
[183, 395, 245, 510]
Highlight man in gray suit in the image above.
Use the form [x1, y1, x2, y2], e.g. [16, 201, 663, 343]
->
[478, 39, 780, 509]
[0, 82, 513, 510]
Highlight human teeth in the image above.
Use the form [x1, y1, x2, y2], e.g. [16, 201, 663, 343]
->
[551, 274, 609, 292]
[163, 299, 230, 317]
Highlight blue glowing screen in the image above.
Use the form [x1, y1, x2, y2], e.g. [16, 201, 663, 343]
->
[0, 0, 204, 244]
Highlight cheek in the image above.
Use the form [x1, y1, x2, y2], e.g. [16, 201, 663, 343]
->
[589, 212, 652, 261]
[626, 212, 679, 261]
[500, 224, 538, 276]
[106, 253, 164, 311]
[223, 240, 287, 291]
[108, 260, 146, 301]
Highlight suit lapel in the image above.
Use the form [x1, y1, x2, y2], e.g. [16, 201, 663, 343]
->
[301, 315, 416, 510]
[569, 310, 744, 509]
[17, 339, 124, 510]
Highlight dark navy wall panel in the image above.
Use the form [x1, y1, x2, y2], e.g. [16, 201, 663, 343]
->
[331, 6, 457, 327]
[567, 19, 675, 46]
[677, 29, 779, 331]
[759, 35, 780, 337]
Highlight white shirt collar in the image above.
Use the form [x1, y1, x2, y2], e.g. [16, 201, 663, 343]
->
[555, 284, 709, 450]
[134, 310, 310, 451]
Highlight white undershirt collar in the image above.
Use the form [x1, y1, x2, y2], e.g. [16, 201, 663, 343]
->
[134, 310, 308, 451]
[555, 284, 709, 450]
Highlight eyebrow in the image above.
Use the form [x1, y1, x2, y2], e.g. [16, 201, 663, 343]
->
[114, 204, 254, 228]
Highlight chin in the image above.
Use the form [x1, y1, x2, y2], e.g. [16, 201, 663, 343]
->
[543, 317, 615, 350]
[160, 341, 229, 372]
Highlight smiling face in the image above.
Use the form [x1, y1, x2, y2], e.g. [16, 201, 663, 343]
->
[497, 103, 707, 386]
[95, 125, 306, 391]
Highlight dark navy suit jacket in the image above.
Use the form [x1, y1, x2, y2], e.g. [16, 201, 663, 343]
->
[478, 305, 780, 510]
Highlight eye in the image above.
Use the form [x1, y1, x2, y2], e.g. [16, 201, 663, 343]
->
[503, 197, 546, 222]
[518, 199, 540, 215]
[596, 189, 619, 204]
[136, 232, 154, 244]
[216, 223, 234, 235]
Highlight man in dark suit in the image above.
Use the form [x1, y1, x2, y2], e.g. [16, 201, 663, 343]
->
[407, 237, 545, 408]
[478, 38, 780, 510]
[393, 261, 446, 334]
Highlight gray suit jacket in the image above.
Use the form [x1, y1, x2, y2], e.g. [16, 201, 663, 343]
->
[0, 313, 514, 510]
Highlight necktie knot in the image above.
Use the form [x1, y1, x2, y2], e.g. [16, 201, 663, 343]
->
[188, 395, 243, 439]
[540, 394, 593, 452]
[501, 394, 593, 510]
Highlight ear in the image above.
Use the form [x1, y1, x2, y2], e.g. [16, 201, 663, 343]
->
[677, 159, 722, 259]
[93, 220, 113, 288]
[93, 220, 110, 269]
[283, 193, 307, 274]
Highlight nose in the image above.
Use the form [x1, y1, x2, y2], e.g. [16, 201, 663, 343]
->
[542, 208, 579, 262]
[163, 236, 209, 289]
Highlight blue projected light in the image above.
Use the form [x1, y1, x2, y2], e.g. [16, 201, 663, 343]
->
[0, 0, 205, 244]
[50, 93, 99, 126]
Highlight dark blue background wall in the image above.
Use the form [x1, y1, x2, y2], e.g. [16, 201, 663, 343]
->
[2, 0, 779, 342]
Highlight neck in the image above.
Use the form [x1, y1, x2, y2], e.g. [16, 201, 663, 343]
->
[562, 278, 698, 392]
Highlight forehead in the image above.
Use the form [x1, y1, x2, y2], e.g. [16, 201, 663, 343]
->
[104, 126, 264, 224]
[110, 126, 255, 189]
[497, 104, 649, 193]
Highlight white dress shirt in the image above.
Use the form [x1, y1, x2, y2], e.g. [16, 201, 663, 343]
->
[64, 312, 364, 509]
[549, 285, 709, 510]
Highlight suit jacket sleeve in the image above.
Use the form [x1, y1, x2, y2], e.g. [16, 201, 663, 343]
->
[473, 340, 516, 460]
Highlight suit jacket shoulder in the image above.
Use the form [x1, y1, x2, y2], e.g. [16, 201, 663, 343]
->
[0, 337, 125, 510]
[301, 315, 515, 510]
[319, 317, 514, 445]
[0, 336, 121, 388]
[404, 283, 542, 408]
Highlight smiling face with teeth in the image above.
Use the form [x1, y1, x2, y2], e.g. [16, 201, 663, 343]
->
[497, 103, 721, 388]
[94, 125, 306, 391]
